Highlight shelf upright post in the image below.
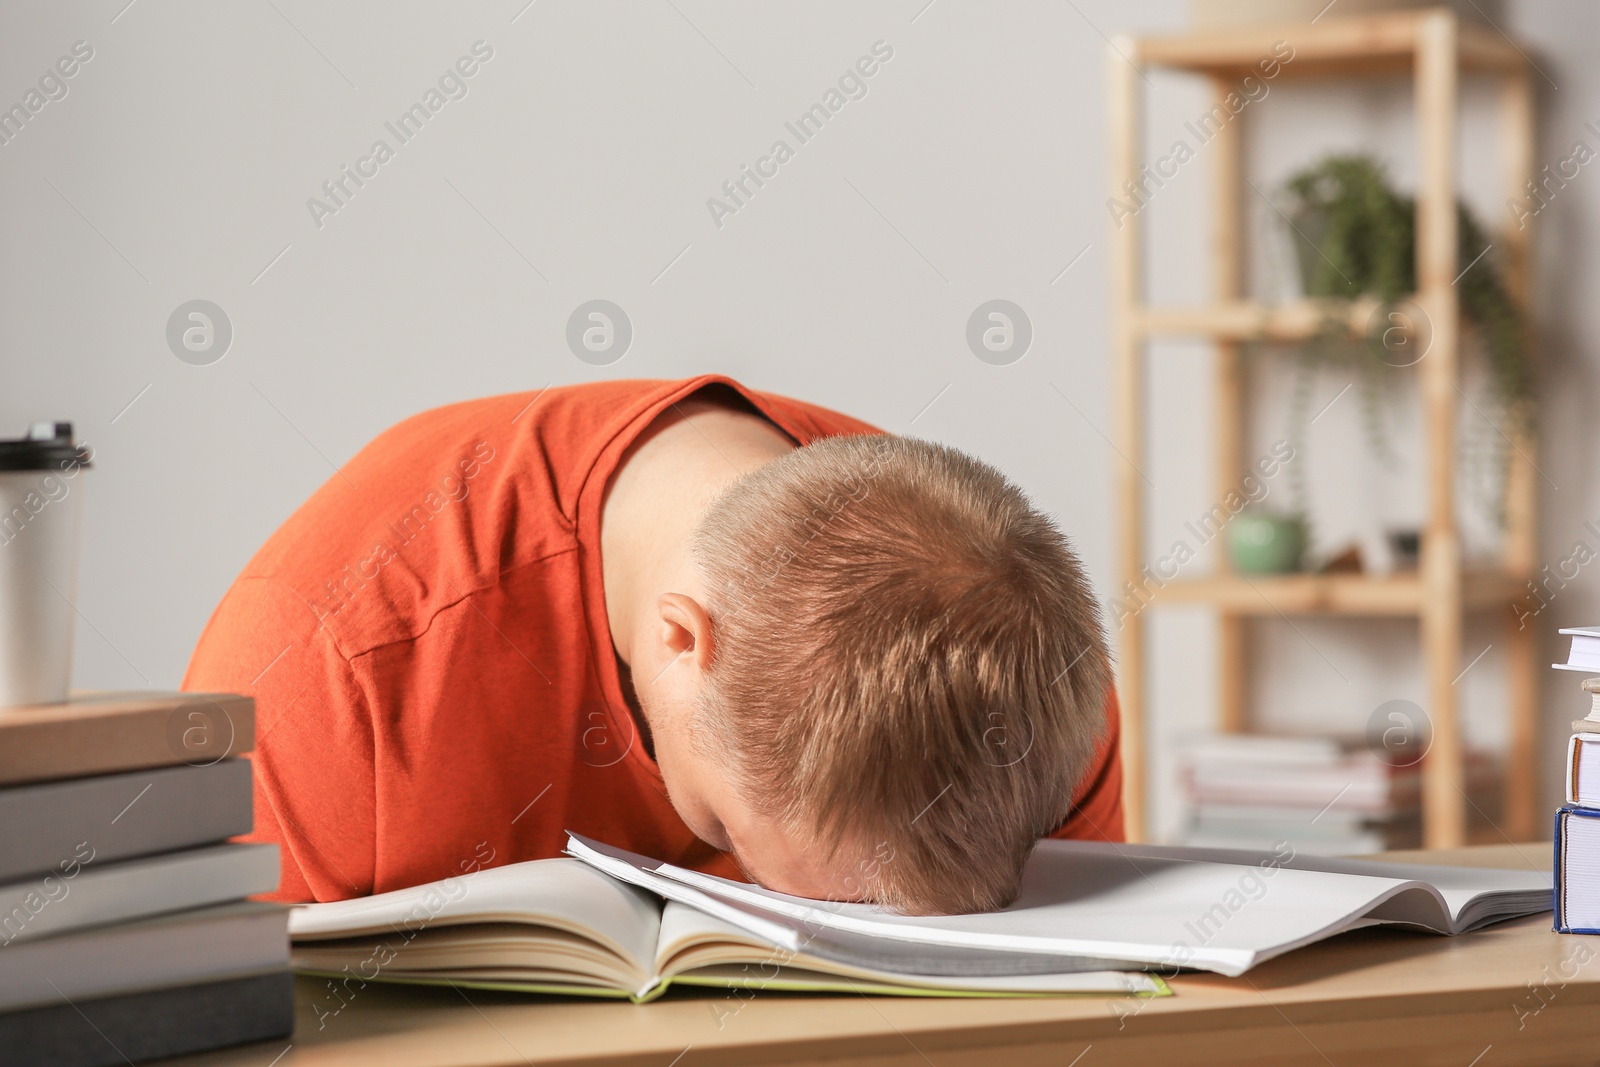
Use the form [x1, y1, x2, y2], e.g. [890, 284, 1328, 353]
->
[1109, 36, 1148, 842]
[1415, 10, 1466, 848]
[1210, 72, 1249, 735]
[1498, 66, 1540, 841]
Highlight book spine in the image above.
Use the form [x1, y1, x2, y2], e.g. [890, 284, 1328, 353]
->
[1555, 809, 1566, 933]
[1553, 809, 1591, 935]
[1568, 734, 1581, 807]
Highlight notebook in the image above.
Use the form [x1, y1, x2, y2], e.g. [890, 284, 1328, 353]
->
[570, 835, 1554, 978]
[289, 857, 1165, 1002]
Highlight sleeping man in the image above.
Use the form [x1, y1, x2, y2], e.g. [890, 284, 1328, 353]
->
[185, 376, 1122, 915]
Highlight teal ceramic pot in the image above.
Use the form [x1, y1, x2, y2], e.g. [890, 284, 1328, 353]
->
[1227, 512, 1306, 574]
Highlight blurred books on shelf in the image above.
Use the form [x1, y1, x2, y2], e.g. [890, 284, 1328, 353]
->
[1175, 732, 1499, 856]
[0, 691, 290, 1067]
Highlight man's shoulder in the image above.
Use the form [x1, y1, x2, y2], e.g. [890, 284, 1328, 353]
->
[743, 387, 884, 443]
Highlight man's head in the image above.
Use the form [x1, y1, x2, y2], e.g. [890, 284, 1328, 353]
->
[637, 433, 1112, 915]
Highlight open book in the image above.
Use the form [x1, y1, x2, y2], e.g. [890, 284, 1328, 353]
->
[289, 856, 1164, 1002]
[288, 834, 1550, 1002]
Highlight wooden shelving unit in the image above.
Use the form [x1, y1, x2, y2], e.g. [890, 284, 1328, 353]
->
[1108, 9, 1540, 848]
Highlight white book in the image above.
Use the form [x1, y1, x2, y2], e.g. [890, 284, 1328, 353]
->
[0, 843, 279, 946]
[289, 858, 1162, 1001]
[1557, 807, 1600, 933]
[0, 901, 288, 1012]
[1567, 733, 1600, 807]
[1552, 627, 1600, 673]
[565, 834, 1552, 979]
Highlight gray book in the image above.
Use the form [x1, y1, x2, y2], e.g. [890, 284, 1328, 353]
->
[0, 842, 279, 946]
[0, 900, 288, 1012]
[0, 759, 252, 883]
[0, 969, 293, 1067]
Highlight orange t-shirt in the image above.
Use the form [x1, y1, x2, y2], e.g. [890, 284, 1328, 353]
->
[183, 376, 1124, 902]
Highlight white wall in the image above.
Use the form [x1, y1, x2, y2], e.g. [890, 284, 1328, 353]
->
[0, 0, 1593, 839]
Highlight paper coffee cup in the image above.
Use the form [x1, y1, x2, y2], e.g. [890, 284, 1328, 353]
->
[0, 422, 91, 706]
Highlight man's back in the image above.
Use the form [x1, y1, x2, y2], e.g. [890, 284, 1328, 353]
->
[185, 376, 1123, 902]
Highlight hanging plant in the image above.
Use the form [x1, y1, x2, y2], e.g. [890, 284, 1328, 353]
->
[1269, 154, 1532, 527]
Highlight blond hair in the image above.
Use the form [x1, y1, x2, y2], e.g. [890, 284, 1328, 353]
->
[691, 434, 1112, 914]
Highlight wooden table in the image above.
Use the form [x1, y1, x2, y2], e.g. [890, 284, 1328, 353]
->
[168, 844, 1593, 1067]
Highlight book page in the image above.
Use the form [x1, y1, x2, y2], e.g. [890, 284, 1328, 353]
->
[1097, 842, 1553, 929]
[653, 902, 1163, 995]
[289, 858, 662, 977]
[655, 900, 1140, 977]
[673, 962, 1163, 996]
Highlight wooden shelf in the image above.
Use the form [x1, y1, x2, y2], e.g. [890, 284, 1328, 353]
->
[1132, 10, 1526, 79]
[1107, 8, 1542, 848]
[1136, 297, 1383, 341]
[1151, 569, 1525, 616]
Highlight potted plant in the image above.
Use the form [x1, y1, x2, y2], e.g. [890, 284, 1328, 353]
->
[1272, 154, 1532, 528]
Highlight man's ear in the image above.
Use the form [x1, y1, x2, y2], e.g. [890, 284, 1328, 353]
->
[657, 593, 716, 673]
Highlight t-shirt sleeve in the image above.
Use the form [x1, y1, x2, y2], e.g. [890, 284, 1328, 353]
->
[182, 576, 377, 902]
[749, 390, 885, 443]
[1046, 686, 1126, 843]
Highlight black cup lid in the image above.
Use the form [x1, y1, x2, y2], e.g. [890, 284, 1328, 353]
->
[0, 422, 92, 471]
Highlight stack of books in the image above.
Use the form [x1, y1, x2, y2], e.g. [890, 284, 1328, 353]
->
[0, 692, 291, 1066]
[1553, 628, 1600, 934]
[1176, 732, 1495, 855]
